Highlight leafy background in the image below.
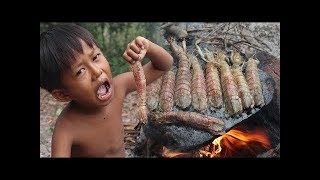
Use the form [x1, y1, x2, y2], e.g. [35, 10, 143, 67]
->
[40, 22, 164, 77]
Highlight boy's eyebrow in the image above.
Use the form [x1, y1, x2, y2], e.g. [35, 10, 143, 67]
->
[70, 47, 97, 71]
[70, 59, 82, 71]
[89, 47, 95, 57]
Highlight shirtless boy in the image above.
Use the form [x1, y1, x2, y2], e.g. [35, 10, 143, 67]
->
[40, 23, 173, 157]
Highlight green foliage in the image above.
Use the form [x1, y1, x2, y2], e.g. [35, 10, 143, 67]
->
[40, 22, 164, 77]
[55, 108, 62, 117]
[40, 22, 59, 33]
[49, 125, 54, 134]
[81, 22, 164, 77]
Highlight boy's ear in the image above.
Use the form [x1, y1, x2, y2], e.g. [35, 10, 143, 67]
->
[51, 89, 72, 102]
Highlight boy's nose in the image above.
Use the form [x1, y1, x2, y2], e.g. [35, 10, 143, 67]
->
[92, 67, 102, 81]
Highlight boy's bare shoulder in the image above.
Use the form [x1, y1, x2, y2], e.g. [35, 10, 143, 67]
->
[52, 105, 76, 138]
[113, 71, 136, 95]
[113, 71, 132, 86]
[51, 106, 76, 157]
[54, 113, 72, 131]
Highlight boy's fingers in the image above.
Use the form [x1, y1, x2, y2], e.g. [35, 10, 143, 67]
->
[135, 37, 145, 49]
[122, 52, 133, 63]
[129, 43, 141, 54]
[126, 49, 140, 61]
[139, 49, 147, 58]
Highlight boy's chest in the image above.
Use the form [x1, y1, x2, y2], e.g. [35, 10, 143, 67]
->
[71, 92, 126, 157]
[72, 110, 125, 157]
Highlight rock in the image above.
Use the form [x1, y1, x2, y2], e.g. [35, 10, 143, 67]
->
[257, 143, 280, 158]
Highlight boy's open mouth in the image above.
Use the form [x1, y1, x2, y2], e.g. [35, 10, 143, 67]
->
[97, 80, 112, 101]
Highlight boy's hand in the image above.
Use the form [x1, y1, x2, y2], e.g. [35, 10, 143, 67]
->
[123, 36, 150, 64]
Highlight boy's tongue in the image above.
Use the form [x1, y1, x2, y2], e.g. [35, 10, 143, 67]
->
[97, 84, 107, 98]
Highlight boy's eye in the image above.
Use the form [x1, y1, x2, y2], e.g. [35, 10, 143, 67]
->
[76, 68, 85, 76]
[93, 53, 101, 61]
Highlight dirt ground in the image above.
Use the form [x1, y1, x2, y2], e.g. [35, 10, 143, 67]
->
[40, 88, 66, 157]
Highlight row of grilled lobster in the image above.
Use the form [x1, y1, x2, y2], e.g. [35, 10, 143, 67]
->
[130, 27, 265, 135]
[147, 37, 265, 118]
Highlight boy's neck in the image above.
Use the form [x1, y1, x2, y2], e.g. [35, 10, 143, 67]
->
[69, 101, 107, 115]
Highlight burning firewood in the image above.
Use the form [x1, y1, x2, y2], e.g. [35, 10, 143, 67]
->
[199, 128, 271, 158]
[161, 146, 193, 158]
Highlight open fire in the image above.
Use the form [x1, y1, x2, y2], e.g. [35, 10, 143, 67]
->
[159, 126, 271, 158]
[198, 127, 270, 158]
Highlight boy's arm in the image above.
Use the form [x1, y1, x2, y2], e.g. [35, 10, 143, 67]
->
[51, 125, 72, 157]
[115, 36, 173, 95]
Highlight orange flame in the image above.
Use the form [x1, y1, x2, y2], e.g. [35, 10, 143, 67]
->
[161, 146, 192, 158]
[201, 128, 271, 158]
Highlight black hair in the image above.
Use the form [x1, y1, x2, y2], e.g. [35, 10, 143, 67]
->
[40, 23, 98, 92]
